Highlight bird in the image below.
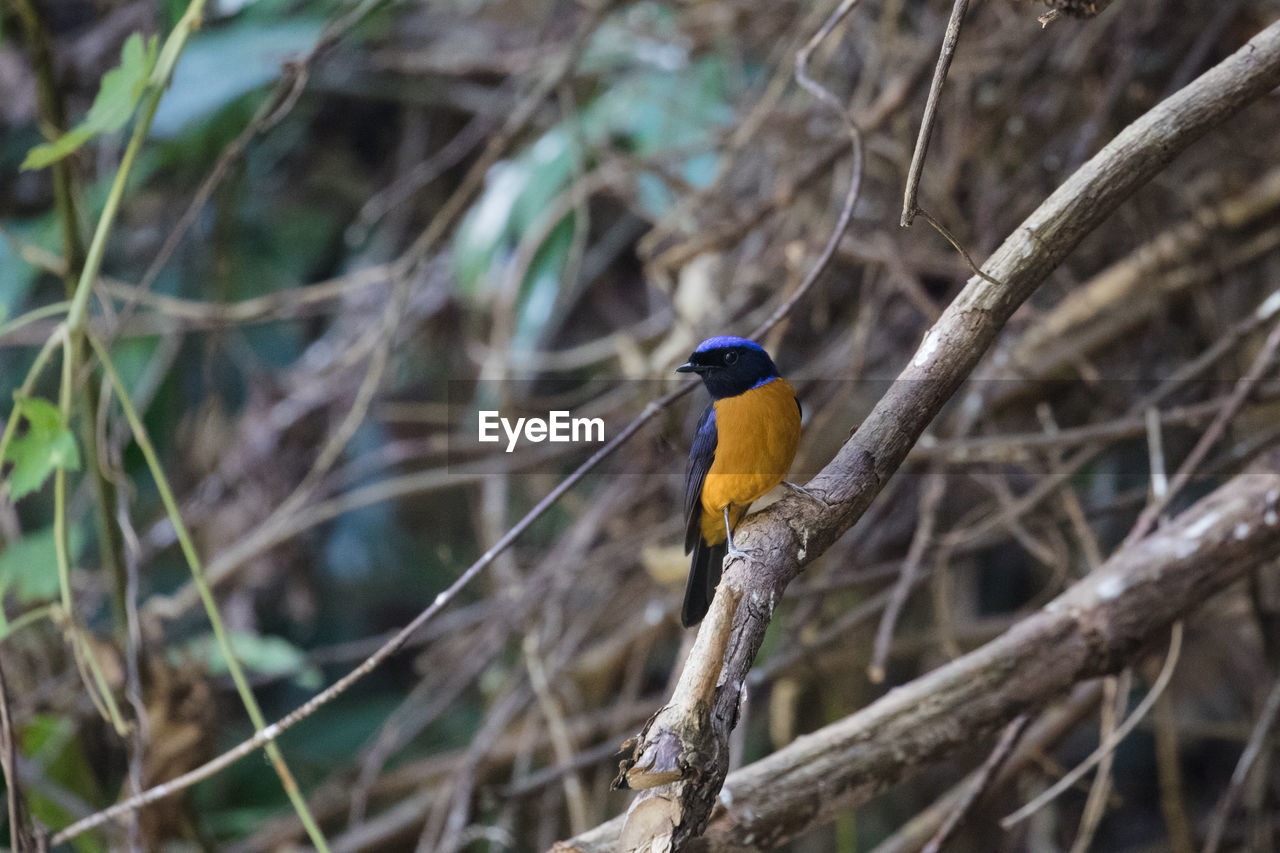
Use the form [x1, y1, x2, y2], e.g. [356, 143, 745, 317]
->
[676, 336, 801, 627]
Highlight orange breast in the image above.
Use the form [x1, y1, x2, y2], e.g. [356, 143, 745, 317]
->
[699, 378, 800, 544]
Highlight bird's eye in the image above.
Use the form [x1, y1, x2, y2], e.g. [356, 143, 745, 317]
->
[724, 350, 739, 365]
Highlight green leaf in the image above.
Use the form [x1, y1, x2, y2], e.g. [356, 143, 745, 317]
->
[3, 395, 81, 499]
[0, 523, 84, 604]
[22, 715, 107, 853]
[13, 393, 62, 434]
[179, 631, 322, 689]
[150, 20, 326, 137]
[451, 46, 730, 294]
[21, 33, 159, 170]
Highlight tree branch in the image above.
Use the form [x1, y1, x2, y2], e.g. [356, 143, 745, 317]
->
[559, 449, 1280, 850]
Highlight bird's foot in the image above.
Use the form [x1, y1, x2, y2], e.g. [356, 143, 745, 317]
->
[722, 519, 758, 563]
[724, 542, 758, 563]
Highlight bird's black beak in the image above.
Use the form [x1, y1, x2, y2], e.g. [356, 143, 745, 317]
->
[676, 361, 699, 374]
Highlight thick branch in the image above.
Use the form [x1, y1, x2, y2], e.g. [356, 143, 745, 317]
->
[561, 453, 1280, 850]
[566, 18, 1280, 851]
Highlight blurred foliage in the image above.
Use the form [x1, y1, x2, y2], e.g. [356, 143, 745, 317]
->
[453, 7, 730, 349]
[22, 32, 158, 169]
[23, 715, 106, 853]
[151, 19, 325, 137]
[3, 394, 80, 499]
[0, 520, 83, 602]
[177, 629, 323, 689]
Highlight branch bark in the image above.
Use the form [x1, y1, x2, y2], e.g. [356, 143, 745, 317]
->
[560, 450, 1280, 851]
[557, 17, 1280, 851]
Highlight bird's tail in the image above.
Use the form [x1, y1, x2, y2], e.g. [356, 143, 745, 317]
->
[682, 539, 726, 627]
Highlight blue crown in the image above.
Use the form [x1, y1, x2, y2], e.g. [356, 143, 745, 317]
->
[693, 335, 765, 354]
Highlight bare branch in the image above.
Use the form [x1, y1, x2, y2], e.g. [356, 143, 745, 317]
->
[557, 449, 1280, 850]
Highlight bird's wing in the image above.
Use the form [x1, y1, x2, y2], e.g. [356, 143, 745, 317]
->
[684, 403, 717, 553]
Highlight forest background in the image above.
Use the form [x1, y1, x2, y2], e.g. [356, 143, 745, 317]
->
[4, 0, 1280, 851]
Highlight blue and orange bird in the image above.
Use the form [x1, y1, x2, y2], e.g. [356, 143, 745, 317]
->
[676, 336, 801, 627]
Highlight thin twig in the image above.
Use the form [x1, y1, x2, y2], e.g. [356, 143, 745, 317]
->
[1153, 671, 1196, 853]
[49, 384, 689, 846]
[85, 334, 333, 852]
[116, 0, 386, 336]
[762, 0, 865, 339]
[397, 0, 619, 273]
[0, 659, 37, 853]
[145, 0, 619, 624]
[116, 478, 148, 853]
[914, 392, 1279, 464]
[8, 0, 132, 628]
[921, 713, 1029, 853]
[914, 207, 1001, 287]
[1126, 315, 1280, 545]
[1069, 671, 1130, 853]
[869, 473, 945, 683]
[1202, 673, 1280, 853]
[525, 635, 590, 836]
[428, 684, 533, 853]
[901, 0, 970, 226]
[1001, 622, 1184, 829]
[865, 681, 1107, 853]
[959, 285, 1280, 548]
[351, 112, 492, 241]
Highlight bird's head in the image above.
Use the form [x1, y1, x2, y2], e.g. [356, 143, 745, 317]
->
[677, 336, 780, 400]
